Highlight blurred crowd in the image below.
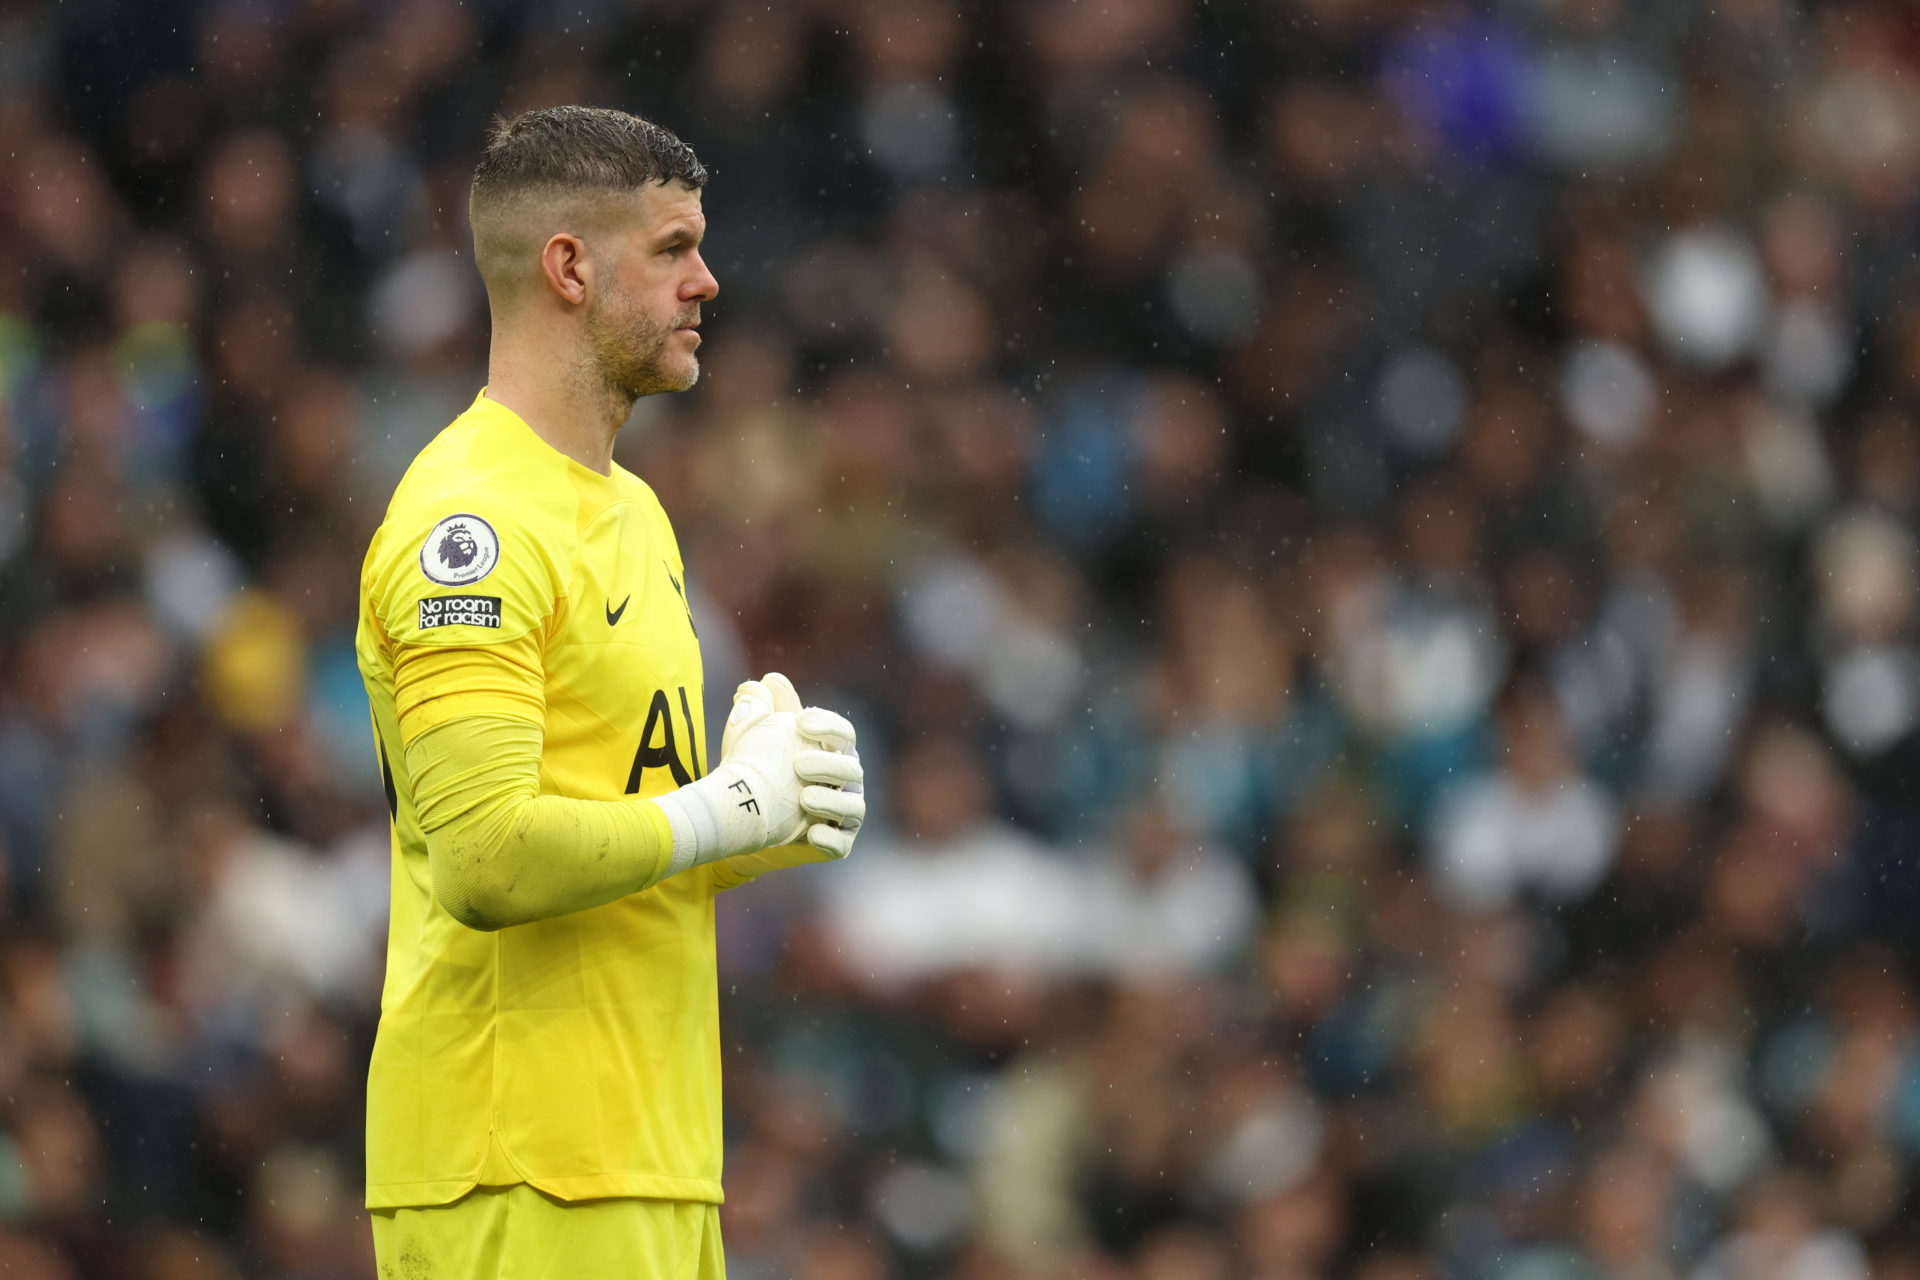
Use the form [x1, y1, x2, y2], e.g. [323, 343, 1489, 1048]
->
[5, 0, 1920, 1276]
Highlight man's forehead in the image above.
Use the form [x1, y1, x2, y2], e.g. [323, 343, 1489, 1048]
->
[631, 183, 705, 231]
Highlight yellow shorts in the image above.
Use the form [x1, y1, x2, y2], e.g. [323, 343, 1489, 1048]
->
[370, 1185, 725, 1280]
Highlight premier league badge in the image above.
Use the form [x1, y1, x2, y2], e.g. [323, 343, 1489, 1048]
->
[420, 513, 500, 586]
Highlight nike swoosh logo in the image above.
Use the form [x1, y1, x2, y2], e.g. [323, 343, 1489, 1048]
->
[605, 595, 630, 625]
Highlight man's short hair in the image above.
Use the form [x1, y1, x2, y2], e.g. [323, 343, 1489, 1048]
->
[469, 106, 708, 303]
[473, 105, 708, 202]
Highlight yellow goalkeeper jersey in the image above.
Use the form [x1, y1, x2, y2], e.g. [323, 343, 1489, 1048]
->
[355, 389, 720, 1210]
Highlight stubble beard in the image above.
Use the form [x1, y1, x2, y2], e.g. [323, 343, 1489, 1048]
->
[586, 282, 699, 405]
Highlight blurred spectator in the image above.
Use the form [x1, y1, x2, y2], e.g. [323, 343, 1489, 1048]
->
[1428, 675, 1619, 910]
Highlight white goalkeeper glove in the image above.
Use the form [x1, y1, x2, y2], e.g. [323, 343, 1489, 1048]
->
[716, 673, 866, 881]
[647, 673, 861, 875]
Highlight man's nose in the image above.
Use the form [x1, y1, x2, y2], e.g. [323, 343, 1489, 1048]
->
[683, 251, 718, 302]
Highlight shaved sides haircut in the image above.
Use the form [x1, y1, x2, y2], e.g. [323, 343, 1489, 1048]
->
[469, 106, 709, 306]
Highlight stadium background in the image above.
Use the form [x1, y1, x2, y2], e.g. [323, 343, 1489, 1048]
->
[5, 0, 1920, 1276]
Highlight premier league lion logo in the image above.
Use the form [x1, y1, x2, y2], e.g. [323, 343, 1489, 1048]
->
[421, 513, 499, 586]
[439, 523, 479, 570]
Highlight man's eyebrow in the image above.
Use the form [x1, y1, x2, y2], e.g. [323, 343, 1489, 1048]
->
[656, 222, 705, 248]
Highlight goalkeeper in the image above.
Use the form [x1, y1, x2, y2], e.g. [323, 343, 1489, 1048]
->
[353, 106, 864, 1277]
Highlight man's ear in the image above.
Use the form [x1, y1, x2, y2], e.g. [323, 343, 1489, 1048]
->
[538, 233, 590, 306]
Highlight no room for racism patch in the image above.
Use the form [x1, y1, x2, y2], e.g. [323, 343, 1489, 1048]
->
[419, 595, 503, 630]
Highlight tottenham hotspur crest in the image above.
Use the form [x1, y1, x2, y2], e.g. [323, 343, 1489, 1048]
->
[420, 513, 500, 586]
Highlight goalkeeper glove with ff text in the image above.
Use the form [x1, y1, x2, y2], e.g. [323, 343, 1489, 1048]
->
[715, 672, 866, 881]
[648, 672, 863, 875]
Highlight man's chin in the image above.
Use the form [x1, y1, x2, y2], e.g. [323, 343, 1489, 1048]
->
[616, 358, 699, 400]
[656, 359, 699, 394]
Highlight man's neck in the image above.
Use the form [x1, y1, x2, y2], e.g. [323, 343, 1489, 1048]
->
[484, 338, 631, 476]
